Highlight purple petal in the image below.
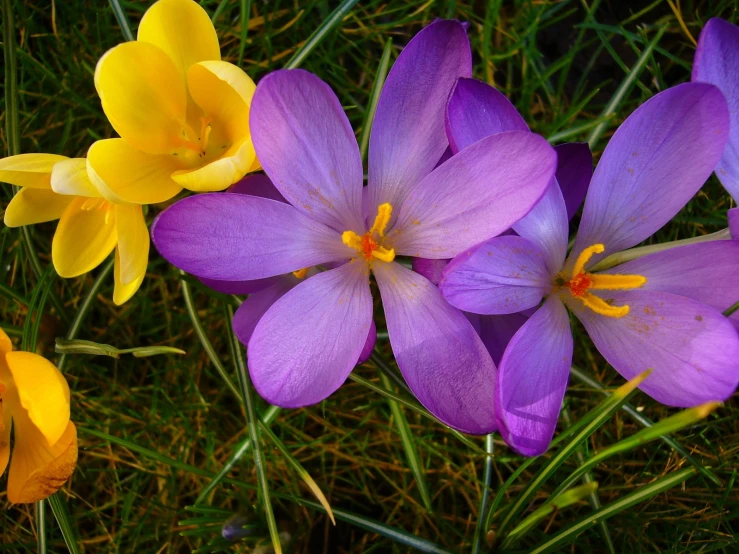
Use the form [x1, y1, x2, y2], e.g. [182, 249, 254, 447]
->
[233, 277, 298, 345]
[512, 180, 569, 275]
[368, 20, 472, 214]
[573, 290, 739, 406]
[411, 257, 450, 285]
[248, 262, 373, 407]
[374, 262, 497, 434]
[730, 207, 739, 239]
[152, 193, 349, 281]
[554, 142, 592, 220]
[250, 69, 364, 232]
[391, 131, 556, 258]
[358, 319, 377, 365]
[445, 77, 527, 153]
[467, 312, 529, 366]
[607, 241, 739, 314]
[199, 276, 276, 295]
[228, 173, 286, 202]
[573, 83, 730, 264]
[440, 235, 551, 314]
[693, 18, 739, 200]
[496, 297, 572, 456]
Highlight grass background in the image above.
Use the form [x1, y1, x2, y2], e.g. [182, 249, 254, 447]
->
[1, 0, 738, 552]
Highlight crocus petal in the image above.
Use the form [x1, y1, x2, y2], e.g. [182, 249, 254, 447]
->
[0, 401, 10, 477]
[199, 276, 276, 295]
[469, 312, 530, 367]
[95, 41, 186, 155]
[0, 327, 11, 353]
[229, 173, 286, 202]
[87, 139, 183, 204]
[358, 320, 377, 365]
[115, 204, 149, 286]
[554, 143, 593, 220]
[137, 0, 220, 84]
[573, 290, 739, 406]
[391, 131, 556, 258]
[49, 158, 100, 197]
[0, 153, 66, 189]
[445, 77, 527, 153]
[7, 418, 77, 504]
[496, 297, 572, 456]
[730, 207, 739, 238]
[4, 188, 74, 227]
[573, 83, 730, 263]
[512, 180, 569, 275]
[607, 241, 739, 314]
[52, 198, 117, 278]
[374, 262, 497, 434]
[4, 351, 70, 446]
[151, 193, 349, 281]
[693, 18, 739, 200]
[250, 69, 364, 232]
[440, 235, 551, 314]
[248, 262, 373, 407]
[233, 276, 299, 345]
[113, 248, 146, 306]
[368, 20, 471, 214]
[411, 258, 450, 285]
[171, 138, 256, 192]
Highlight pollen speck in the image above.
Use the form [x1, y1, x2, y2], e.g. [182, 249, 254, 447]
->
[695, 315, 703, 322]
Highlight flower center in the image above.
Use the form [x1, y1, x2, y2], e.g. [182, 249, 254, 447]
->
[342, 203, 396, 264]
[558, 243, 646, 318]
[80, 197, 114, 224]
[173, 116, 226, 163]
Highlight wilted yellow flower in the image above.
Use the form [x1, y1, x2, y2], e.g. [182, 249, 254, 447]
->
[88, 0, 260, 203]
[0, 154, 148, 305]
[0, 328, 77, 503]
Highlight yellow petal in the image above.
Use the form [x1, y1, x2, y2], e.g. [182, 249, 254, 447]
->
[138, 0, 220, 84]
[188, 61, 254, 142]
[115, 204, 149, 285]
[7, 419, 77, 504]
[95, 41, 187, 155]
[4, 188, 75, 227]
[50, 158, 100, 197]
[113, 248, 146, 305]
[0, 153, 67, 189]
[0, 401, 10, 478]
[5, 351, 70, 446]
[172, 137, 256, 192]
[87, 139, 183, 204]
[52, 197, 117, 278]
[0, 327, 11, 354]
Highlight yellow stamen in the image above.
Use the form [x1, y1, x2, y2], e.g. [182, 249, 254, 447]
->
[370, 203, 393, 238]
[292, 267, 309, 279]
[342, 204, 396, 264]
[580, 292, 630, 318]
[561, 243, 646, 318]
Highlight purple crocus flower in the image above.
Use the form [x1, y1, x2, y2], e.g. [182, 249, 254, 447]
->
[152, 21, 557, 434]
[440, 80, 739, 454]
[693, 17, 739, 238]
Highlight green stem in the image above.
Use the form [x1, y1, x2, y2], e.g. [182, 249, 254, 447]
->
[471, 434, 494, 554]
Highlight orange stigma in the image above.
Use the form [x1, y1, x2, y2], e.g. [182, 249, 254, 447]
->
[558, 243, 646, 318]
[343, 203, 396, 264]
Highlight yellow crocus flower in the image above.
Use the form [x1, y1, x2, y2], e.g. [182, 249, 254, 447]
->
[0, 328, 77, 503]
[87, 0, 260, 203]
[1, 154, 149, 305]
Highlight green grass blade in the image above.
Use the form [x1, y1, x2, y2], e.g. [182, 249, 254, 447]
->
[570, 366, 723, 486]
[36, 500, 47, 554]
[109, 0, 135, 42]
[211, 0, 229, 24]
[238, 0, 251, 65]
[496, 370, 650, 537]
[55, 338, 185, 358]
[258, 420, 336, 525]
[57, 257, 115, 372]
[379, 371, 433, 512]
[587, 26, 666, 148]
[230, 310, 282, 554]
[471, 434, 495, 554]
[359, 38, 393, 162]
[284, 0, 360, 69]
[3, 0, 20, 152]
[529, 468, 696, 554]
[195, 404, 280, 504]
[502, 482, 599, 549]
[47, 493, 82, 554]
